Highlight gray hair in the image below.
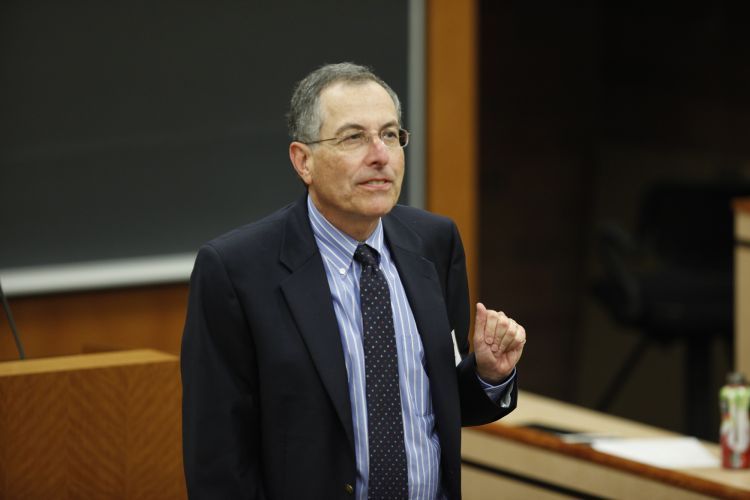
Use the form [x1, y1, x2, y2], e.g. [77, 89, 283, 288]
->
[287, 62, 402, 143]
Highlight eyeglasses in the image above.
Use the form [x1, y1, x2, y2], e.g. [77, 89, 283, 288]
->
[305, 128, 410, 152]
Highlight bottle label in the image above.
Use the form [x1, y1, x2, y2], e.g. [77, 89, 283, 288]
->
[720, 383, 750, 469]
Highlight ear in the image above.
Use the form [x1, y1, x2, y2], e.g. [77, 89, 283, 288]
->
[289, 141, 313, 186]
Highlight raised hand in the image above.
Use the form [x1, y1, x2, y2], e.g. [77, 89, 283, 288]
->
[473, 302, 526, 384]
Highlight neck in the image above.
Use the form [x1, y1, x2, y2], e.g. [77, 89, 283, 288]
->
[328, 215, 378, 242]
[308, 198, 379, 242]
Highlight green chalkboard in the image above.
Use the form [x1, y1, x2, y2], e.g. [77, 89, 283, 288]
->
[0, 0, 409, 269]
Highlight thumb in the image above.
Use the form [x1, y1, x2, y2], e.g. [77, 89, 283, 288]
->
[474, 302, 487, 344]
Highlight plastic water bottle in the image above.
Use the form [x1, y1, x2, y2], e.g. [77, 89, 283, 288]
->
[720, 372, 750, 469]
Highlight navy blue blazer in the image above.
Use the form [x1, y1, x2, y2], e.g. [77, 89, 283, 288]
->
[181, 196, 517, 499]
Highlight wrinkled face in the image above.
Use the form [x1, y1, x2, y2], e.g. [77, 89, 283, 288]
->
[291, 81, 404, 239]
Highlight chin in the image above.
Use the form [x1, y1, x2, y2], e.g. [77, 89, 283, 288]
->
[364, 198, 398, 217]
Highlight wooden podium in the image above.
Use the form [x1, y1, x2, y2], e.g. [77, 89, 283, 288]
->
[0, 349, 185, 499]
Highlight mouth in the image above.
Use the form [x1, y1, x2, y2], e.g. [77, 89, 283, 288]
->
[359, 178, 392, 187]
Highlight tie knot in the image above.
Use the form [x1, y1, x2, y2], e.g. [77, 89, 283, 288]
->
[354, 244, 380, 268]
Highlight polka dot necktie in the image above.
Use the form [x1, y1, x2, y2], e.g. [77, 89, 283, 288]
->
[354, 244, 409, 499]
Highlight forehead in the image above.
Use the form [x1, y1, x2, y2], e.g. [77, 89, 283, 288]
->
[318, 81, 398, 131]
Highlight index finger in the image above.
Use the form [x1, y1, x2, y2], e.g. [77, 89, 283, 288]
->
[474, 302, 488, 344]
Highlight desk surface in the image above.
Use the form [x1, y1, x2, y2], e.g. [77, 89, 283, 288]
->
[0, 349, 177, 376]
[471, 391, 750, 498]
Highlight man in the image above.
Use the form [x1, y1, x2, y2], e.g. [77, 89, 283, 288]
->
[181, 63, 526, 499]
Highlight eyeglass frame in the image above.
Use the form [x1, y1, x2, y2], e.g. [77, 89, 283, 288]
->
[302, 127, 410, 150]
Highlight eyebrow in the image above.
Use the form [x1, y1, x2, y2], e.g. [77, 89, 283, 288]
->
[333, 120, 400, 136]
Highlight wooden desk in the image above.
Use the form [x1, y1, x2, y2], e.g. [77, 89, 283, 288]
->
[735, 198, 750, 378]
[0, 349, 185, 500]
[462, 391, 750, 499]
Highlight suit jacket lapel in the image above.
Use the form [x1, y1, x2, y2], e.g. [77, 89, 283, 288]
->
[382, 214, 454, 388]
[383, 213, 461, 482]
[278, 198, 355, 451]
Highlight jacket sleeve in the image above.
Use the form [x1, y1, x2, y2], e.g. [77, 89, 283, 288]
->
[180, 244, 266, 499]
[457, 354, 518, 426]
[444, 221, 519, 426]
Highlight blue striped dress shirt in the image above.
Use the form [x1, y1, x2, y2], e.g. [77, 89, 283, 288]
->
[307, 196, 512, 499]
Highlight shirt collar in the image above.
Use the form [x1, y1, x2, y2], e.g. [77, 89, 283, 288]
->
[307, 195, 385, 268]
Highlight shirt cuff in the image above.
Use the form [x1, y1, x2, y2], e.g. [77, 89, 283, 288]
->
[477, 368, 516, 407]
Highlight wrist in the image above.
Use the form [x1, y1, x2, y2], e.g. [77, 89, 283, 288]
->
[476, 367, 513, 386]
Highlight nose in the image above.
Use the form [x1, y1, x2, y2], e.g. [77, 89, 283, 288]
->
[364, 133, 390, 166]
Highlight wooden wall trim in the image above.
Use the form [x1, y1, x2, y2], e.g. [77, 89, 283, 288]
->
[0, 284, 188, 361]
[426, 0, 479, 304]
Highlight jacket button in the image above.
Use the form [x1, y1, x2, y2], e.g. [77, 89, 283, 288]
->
[344, 483, 354, 495]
